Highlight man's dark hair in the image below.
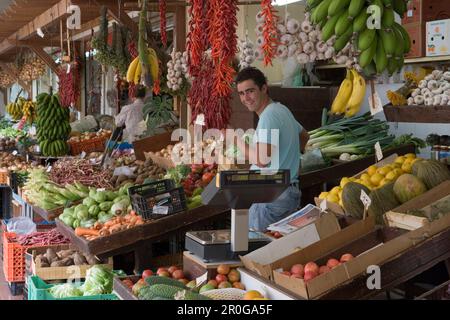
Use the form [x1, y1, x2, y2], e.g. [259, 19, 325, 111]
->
[235, 67, 268, 89]
[135, 85, 146, 98]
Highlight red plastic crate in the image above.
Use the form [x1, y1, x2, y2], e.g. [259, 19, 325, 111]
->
[2, 232, 58, 282]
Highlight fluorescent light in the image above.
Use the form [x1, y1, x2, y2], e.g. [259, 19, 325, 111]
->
[272, 0, 303, 6]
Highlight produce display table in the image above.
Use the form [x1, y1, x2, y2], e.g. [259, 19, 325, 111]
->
[317, 226, 450, 300]
[299, 144, 416, 205]
[56, 205, 230, 272]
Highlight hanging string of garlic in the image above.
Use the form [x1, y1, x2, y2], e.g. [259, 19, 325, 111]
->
[166, 49, 188, 92]
[238, 38, 255, 69]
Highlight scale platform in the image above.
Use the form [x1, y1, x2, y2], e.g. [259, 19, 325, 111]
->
[185, 230, 271, 262]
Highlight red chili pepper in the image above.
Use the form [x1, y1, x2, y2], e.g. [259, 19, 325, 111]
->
[159, 0, 167, 47]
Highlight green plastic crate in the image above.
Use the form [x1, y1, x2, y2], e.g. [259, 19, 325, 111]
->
[28, 276, 117, 300]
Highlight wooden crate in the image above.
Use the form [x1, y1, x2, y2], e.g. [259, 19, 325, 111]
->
[113, 275, 140, 300]
[133, 131, 174, 161]
[12, 200, 22, 218]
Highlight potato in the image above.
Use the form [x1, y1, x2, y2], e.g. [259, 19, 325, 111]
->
[45, 248, 58, 263]
[57, 249, 76, 260]
[73, 252, 88, 265]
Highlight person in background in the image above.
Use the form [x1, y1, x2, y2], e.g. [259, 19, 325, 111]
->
[114, 85, 146, 143]
[234, 67, 309, 232]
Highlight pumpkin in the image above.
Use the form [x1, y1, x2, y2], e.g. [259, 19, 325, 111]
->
[368, 183, 400, 225]
[393, 174, 427, 204]
[412, 160, 450, 189]
[342, 182, 371, 219]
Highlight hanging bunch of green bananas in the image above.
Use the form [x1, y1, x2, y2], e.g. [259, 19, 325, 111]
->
[307, 0, 411, 76]
[22, 100, 37, 124]
[36, 92, 71, 157]
[6, 97, 26, 120]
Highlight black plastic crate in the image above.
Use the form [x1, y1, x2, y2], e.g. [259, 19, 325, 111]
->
[128, 179, 175, 198]
[130, 186, 187, 220]
[0, 186, 12, 219]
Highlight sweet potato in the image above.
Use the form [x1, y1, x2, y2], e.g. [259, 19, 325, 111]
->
[44, 248, 58, 264]
[73, 252, 88, 265]
[57, 249, 76, 260]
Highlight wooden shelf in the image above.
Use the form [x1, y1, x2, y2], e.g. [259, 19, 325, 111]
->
[315, 55, 450, 70]
[383, 104, 450, 123]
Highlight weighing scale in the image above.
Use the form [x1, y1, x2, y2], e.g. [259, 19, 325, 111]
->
[185, 169, 290, 262]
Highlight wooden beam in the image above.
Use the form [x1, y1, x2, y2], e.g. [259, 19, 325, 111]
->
[7, 38, 62, 47]
[106, 3, 139, 35]
[29, 45, 59, 74]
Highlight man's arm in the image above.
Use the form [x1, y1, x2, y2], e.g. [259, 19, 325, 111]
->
[300, 129, 309, 153]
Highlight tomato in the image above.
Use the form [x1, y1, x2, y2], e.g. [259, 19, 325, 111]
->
[202, 172, 215, 184]
[191, 164, 203, 174]
[142, 269, 153, 279]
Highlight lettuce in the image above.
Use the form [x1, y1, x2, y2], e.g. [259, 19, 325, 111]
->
[49, 283, 83, 298]
[81, 265, 113, 296]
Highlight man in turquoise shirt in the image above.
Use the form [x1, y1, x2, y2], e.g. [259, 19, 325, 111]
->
[234, 67, 309, 232]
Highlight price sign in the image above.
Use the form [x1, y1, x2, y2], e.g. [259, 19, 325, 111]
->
[37, 28, 44, 38]
[80, 151, 86, 159]
[152, 205, 169, 215]
[319, 199, 327, 212]
[360, 190, 371, 210]
[12, 150, 18, 156]
[46, 166, 52, 172]
[374, 142, 383, 162]
[195, 114, 205, 126]
[29, 127, 37, 135]
[195, 272, 208, 288]
[369, 91, 383, 115]
[96, 188, 106, 192]
[67, 64, 71, 74]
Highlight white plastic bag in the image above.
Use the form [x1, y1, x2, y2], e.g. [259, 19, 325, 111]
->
[6, 217, 36, 235]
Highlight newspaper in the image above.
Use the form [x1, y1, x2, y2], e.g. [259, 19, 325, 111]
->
[267, 204, 324, 235]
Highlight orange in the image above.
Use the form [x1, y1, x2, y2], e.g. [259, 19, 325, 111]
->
[367, 165, 377, 176]
[243, 290, 263, 300]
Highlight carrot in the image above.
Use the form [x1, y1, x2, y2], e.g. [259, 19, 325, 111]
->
[75, 227, 100, 237]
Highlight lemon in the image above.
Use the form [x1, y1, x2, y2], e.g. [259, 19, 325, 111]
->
[403, 158, 413, 165]
[326, 194, 339, 203]
[349, 177, 357, 182]
[385, 171, 397, 181]
[401, 162, 412, 173]
[379, 178, 392, 187]
[340, 177, 350, 188]
[395, 156, 406, 164]
[370, 173, 384, 186]
[330, 186, 341, 195]
[318, 192, 328, 199]
[360, 173, 371, 183]
[391, 162, 402, 169]
[376, 166, 392, 176]
[367, 165, 377, 176]
[405, 153, 416, 159]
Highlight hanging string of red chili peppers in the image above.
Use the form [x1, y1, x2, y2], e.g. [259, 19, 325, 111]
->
[58, 55, 81, 108]
[186, 0, 237, 129]
[159, 0, 167, 48]
[261, 0, 279, 66]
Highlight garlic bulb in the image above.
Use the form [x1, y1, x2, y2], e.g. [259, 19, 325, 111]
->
[166, 49, 187, 92]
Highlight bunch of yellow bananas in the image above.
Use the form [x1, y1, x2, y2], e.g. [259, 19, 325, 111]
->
[22, 100, 37, 124]
[329, 68, 366, 118]
[126, 48, 159, 85]
[6, 97, 25, 120]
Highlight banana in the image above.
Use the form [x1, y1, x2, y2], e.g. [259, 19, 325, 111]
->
[345, 69, 366, 118]
[392, 0, 407, 17]
[393, 26, 405, 59]
[126, 56, 139, 83]
[328, 0, 351, 17]
[381, 7, 395, 28]
[322, 13, 342, 41]
[382, 0, 392, 7]
[311, 0, 333, 24]
[334, 25, 354, 52]
[386, 57, 397, 75]
[348, 0, 366, 19]
[392, 22, 411, 54]
[330, 69, 353, 115]
[133, 60, 142, 85]
[147, 48, 159, 83]
[335, 10, 353, 36]
[306, 0, 323, 10]
[374, 40, 388, 74]
[362, 62, 377, 78]
[359, 35, 377, 68]
[379, 28, 396, 57]
[353, 9, 369, 33]
[358, 28, 376, 51]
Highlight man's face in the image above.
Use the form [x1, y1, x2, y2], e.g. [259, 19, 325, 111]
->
[237, 79, 267, 113]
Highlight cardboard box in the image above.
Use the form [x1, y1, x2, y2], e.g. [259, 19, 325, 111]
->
[404, 22, 426, 58]
[402, 0, 422, 24]
[385, 180, 450, 230]
[240, 212, 341, 279]
[28, 245, 113, 281]
[426, 19, 450, 56]
[273, 207, 450, 299]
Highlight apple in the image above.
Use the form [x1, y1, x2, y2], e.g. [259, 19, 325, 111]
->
[207, 279, 218, 288]
[319, 265, 331, 274]
[217, 264, 230, 275]
[290, 264, 304, 276]
[304, 262, 319, 276]
[168, 265, 179, 274]
[218, 281, 232, 289]
[141, 269, 153, 279]
[215, 274, 228, 284]
[232, 282, 245, 290]
[172, 269, 185, 280]
[326, 258, 340, 269]
[158, 271, 171, 277]
[340, 253, 354, 263]
[303, 271, 317, 282]
[156, 267, 168, 275]
[227, 269, 240, 283]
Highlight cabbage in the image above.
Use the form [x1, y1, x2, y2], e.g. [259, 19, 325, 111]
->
[80, 265, 113, 296]
[49, 283, 83, 298]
